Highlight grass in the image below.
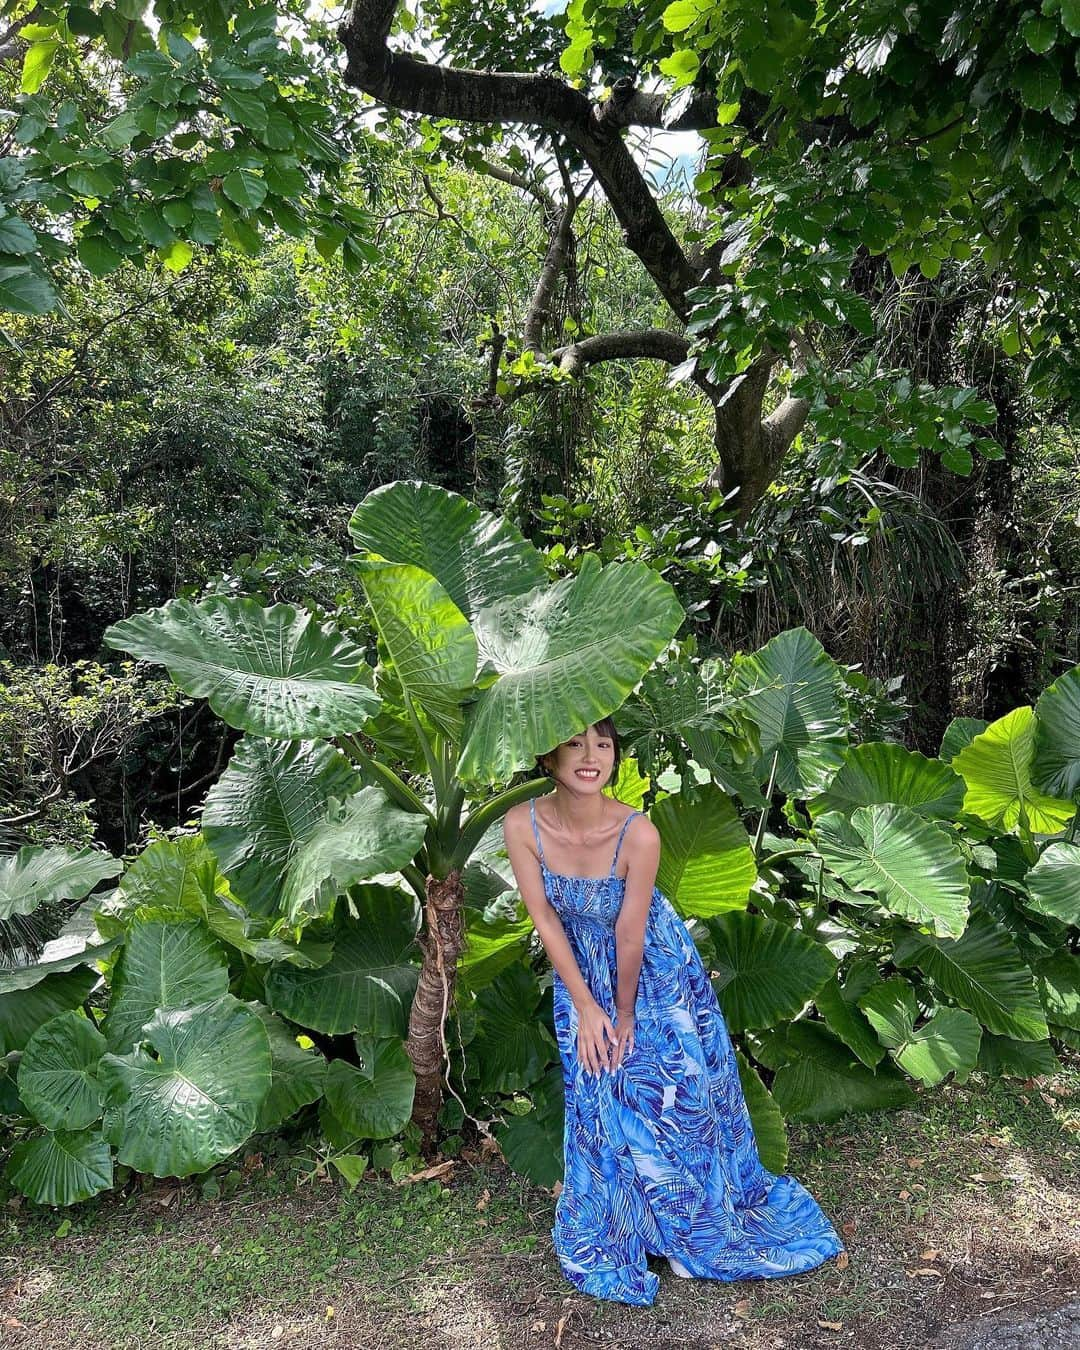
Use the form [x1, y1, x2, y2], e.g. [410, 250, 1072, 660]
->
[2, 1052, 1078, 1350]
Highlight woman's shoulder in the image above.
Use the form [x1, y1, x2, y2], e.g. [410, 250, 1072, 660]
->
[503, 799, 536, 834]
[621, 807, 659, 847]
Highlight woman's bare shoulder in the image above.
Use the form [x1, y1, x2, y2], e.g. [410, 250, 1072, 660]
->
[503, 800, 533, 834]
[624, 809, 659, 846]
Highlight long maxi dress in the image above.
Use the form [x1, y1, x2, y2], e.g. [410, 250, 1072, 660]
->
[531, 798, 845, 1306]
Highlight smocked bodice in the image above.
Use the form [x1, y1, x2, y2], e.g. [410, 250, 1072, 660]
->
[530, 799, 647, 931]
[540, 865, 632, 928]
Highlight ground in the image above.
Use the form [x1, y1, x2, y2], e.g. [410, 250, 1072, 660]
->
[2, 1053, 1078, 1350]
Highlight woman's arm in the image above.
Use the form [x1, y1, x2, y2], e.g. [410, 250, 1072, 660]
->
[502, 806, 598, 1015]
[613, 816, 661, 1013]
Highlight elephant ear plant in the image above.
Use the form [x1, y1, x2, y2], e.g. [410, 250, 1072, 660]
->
[0, 479, 685, 1204]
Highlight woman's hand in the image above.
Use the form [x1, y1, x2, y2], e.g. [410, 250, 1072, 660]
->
[576, 1000, 617, 1076]
[610, 1006, 635, 1070]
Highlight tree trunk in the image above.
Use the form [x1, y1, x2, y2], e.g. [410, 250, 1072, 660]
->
[405, 868, 466, 1153]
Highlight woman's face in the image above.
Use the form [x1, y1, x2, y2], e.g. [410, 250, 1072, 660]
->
[542, 725, 616, 794]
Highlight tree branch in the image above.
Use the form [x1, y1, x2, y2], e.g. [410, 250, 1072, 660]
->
[473, 328, 691, 411]
[522, 151, 591, 353]
[551, 329, 690, 376]
[338, 0, 699, 318]
[596, 79, 719, 132]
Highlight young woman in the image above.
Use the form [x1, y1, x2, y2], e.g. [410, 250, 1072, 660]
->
[502, 718, 845, 1306]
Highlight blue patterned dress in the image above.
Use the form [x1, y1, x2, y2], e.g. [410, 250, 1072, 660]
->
[530, 799, 845, 1306]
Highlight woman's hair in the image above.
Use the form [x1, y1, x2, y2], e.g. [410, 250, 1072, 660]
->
[534, 716, 622, 789]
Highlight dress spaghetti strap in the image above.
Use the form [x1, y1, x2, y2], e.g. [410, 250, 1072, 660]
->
[609, 810, 640, 878]
[529, 797, 547, 867]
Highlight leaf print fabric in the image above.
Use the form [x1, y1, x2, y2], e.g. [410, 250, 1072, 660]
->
[531, 799, 845, 1305]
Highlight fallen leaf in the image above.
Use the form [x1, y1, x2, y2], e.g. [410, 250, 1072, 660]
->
[479, 1134, 501, 1157]
[834, 1250, 850, 1269]
[476, 1187, 491, 1212]
[554, 1313, 570, 1348]
[969, 1171, 1004, 1183]
[325, 1306, 334, 1321]
[271, 1328, 283, 1340]
[918, 1249, 940, 1261]
[211, 1243, 222, 1257]
[1039, 1091, 1056, 1107]
[906, 1268, 944, 1278]
[531, 1319, 547, 1332]
[841, 1220, 856, 1238]
[906, 1156, 925, 1168]
[734, 1298, 752, 1318]
[985, 1136, 1007, 1148]
[817, 1320, 843, 1332]
[551, 1179, 563, 1199]
[898, 1189, 912, 1200]
[400, 1160, 456, 1185]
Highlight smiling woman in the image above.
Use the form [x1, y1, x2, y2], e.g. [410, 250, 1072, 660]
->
[501, 720, 845, 1305]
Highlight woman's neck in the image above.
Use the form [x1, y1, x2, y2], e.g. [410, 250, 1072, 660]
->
[547, 787, 610, 837]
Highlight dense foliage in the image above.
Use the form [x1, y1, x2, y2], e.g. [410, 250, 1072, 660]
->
[1, 482, 1077, 1206]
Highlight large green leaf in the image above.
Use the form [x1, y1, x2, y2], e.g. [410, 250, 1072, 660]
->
[0, 928, 120, 994]
[347, 479, 547, 621]
[704, 910, 836, 1031]
[651, 784, 757, 917]
[939, 717, 988, 763]
[351, 559, 477, 742]
[265, 887, 420, 1036]
[769, 1022, 916, 1123]
[857, 979, 981, 1086]
[248, 1004, 327, 1133]
[6, 1128, 113, 1206]
[893, 913, 1048, 1041]
[0, 844, 121, 920]
[977, 1033, 1059, 1078]
[113, 835, 332, 966]
[102, 595, 379, 739]
[734, 1049, 787, 1173]
[953, 706, 1075, 834]
[470, 963, 558, 1094]
[201, 736, 361, 917]
[1023, 841, 1080, 923]
[18, 1010, 107, 1131]
[813, 973, 885, 1069]
[278, 787, 429, 925]
[323, 1034, 415, 1139]
[809, 743, 965, 821]
[1033, 665, 1080, 798]
[727, 627, 847, 796]
[605, 755, 652, 810]
[457, 902, 535, 995]
[814, 804, 970, 938]
[495, 1061, 564, 1188]
[974, 880, 1066, 965]
[102, 918, 230, 1053]
[0, 968, 98, 1055]
[457, 553, 684, 785]
[100, 995, 271, 1178]
[1035, 952, 1080, 1031]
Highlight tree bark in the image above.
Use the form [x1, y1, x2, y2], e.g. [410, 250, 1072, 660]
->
[405, 869, 466, 1153]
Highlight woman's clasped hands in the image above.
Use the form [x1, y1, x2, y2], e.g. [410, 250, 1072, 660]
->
[576, 999, 635, 1076]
